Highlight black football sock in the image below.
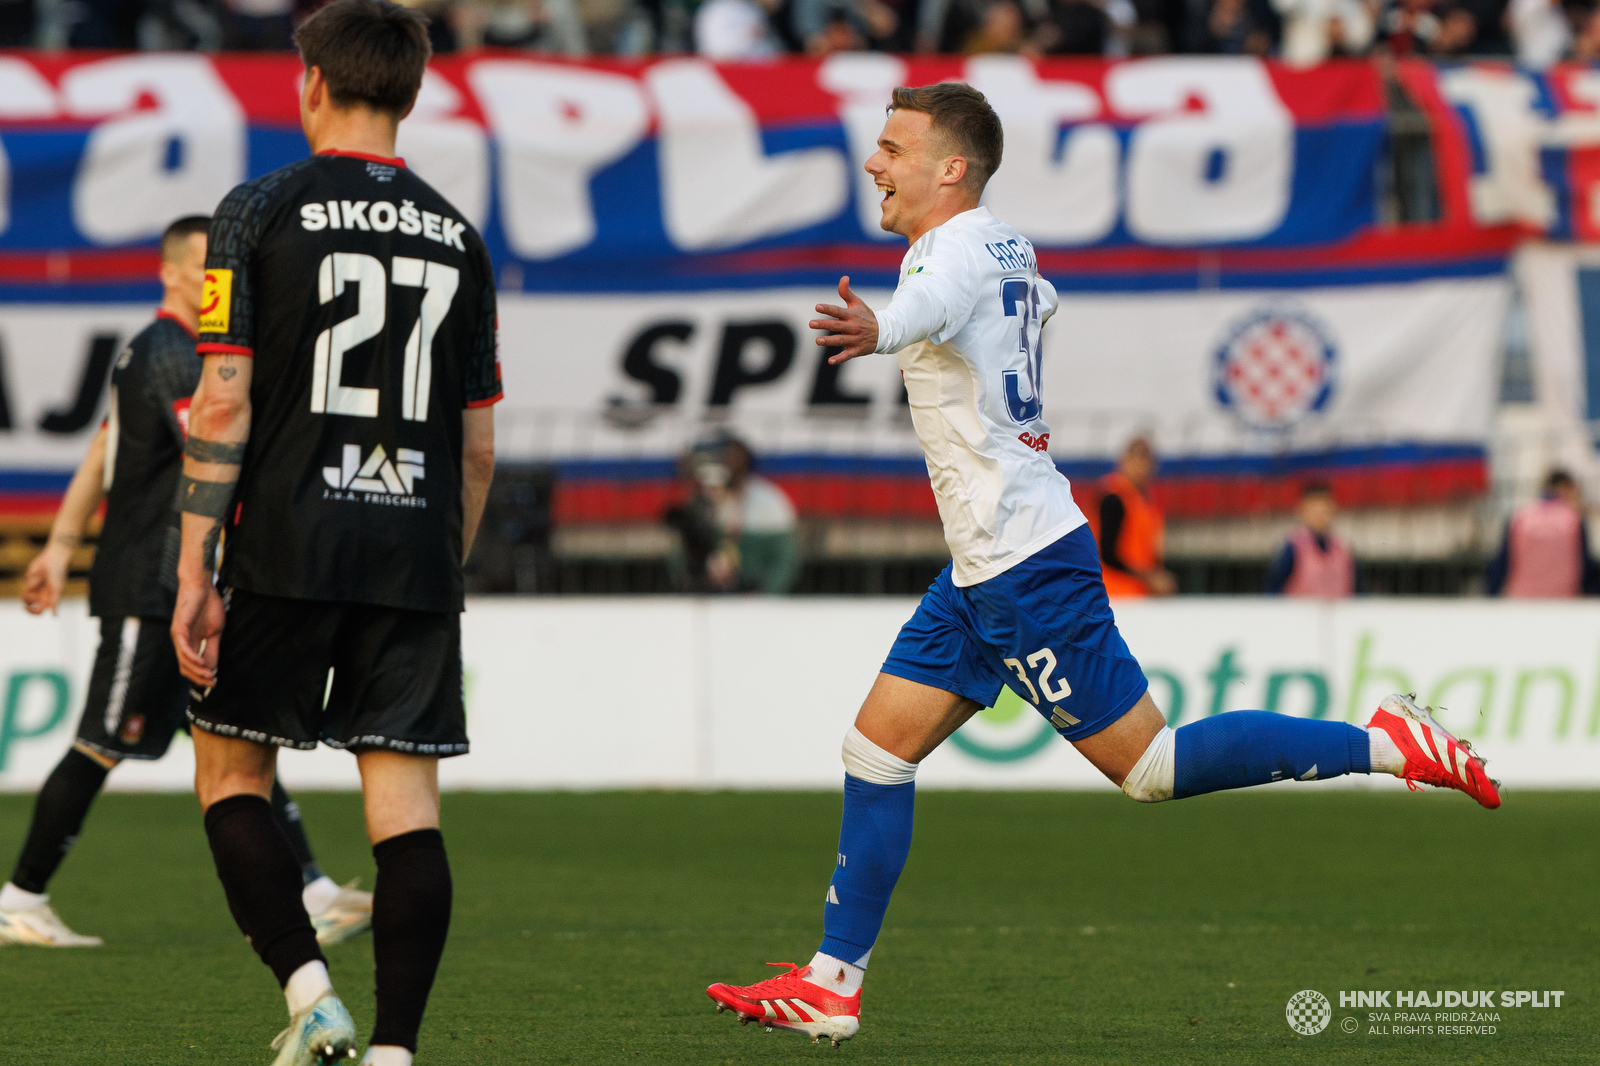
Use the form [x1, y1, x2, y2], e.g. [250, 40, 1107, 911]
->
[370, 829, 453, 1052]
[203, 794, 326, 987]
[9, 748, 111, 895]
[268, 777, 325, 886]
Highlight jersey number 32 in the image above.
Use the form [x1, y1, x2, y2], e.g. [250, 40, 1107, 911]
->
[312, 252, 459, 422]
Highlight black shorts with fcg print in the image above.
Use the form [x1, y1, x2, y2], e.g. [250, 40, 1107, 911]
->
[76, 615, 189, 761]
[188, 589, 468, 756]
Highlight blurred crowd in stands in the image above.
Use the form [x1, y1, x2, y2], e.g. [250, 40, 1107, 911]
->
[1066, 438, 1597, 602]
[4, 0, 1600, 69]
[649, 433, 1600, 601]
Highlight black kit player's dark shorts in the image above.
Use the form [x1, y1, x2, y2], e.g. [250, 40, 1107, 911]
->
[187, 589, 468, 757]
[75, 615, 190, 761]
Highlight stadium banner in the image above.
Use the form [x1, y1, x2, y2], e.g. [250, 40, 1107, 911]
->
[0, 597, 1593, 793]
[0, 274, 1506, 519]
[493, 277, 1507, 522]
[0, 53, 1392, 292]
[1398, 60, 1600, 242]
[1511, 241, 1600, 498]
[0, 55, 1531, 517]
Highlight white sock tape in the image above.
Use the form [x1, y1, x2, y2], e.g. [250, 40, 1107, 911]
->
[841, 726, 918, 786]
[1121, 726, 1176, 803]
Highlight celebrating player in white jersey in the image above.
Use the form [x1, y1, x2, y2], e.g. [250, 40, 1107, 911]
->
[705, 82, 1501, 1048]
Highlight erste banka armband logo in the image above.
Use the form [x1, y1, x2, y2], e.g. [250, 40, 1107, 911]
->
[200, 269, 232, 334]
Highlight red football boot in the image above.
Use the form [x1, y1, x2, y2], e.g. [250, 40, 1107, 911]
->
[707, 963, 861, 1047]
[1367, 693, 1501, 809]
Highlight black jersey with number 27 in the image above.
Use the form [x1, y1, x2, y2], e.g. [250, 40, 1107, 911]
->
[198, 151, 502, 614]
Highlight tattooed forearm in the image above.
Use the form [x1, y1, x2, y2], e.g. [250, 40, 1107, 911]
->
[185, 437, 247, 464]
[200, 521, 223, 573]
[180, 476, 236, 518]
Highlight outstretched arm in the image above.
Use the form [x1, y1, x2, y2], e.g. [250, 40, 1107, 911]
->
[171, 354, 253, 686]
[813, 246, 978, 365]
[810, 276, 880, 364]
[21, 425, 108, 615]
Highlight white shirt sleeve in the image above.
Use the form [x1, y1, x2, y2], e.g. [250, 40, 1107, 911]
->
[874, 238, 979, 355]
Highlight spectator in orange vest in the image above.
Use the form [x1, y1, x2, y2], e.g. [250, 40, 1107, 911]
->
[1096, 437, 1176, 598]
[1264, 481, 1358, 597]
[1485, 468, 1600, 597]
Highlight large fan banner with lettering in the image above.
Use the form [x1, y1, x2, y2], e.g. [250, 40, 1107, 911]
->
[0, 54, 1527, 519]
[0, 279, 1507, 521]
[1398, 60, 1600, 243]
[4, 52, 1405, 293]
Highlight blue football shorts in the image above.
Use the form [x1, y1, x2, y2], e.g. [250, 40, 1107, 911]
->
[880, 523, 1149, 741]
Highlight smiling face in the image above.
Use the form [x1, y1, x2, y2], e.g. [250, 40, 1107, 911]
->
[864, 108, 971, 241]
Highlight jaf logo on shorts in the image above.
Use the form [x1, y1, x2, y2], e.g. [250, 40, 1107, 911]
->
[1286, 989, 1332, 1035]
[1213, 307, 1337, 430]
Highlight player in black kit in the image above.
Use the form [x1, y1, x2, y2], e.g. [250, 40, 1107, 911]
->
[0, 217, 370, 951]
[169, 3, 500, 1064]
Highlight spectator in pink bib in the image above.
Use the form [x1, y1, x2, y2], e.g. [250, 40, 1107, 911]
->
[1264, 481, 1357, 597]
[1485, 469, 1600, 598]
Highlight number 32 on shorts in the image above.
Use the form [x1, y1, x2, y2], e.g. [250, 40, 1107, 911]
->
[1004, 648, 1072, 705]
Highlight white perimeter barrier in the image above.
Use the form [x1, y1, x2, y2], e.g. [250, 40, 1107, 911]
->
[1, 598, 1596, 792]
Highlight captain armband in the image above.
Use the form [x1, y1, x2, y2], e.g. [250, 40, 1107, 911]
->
[179, 476, 236, 519]
[185, 438, 247, 465]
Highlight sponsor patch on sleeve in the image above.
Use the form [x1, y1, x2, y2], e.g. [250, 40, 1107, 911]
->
[200, 269, 232, 334]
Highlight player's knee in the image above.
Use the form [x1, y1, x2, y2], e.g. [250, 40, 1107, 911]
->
[193, 758, 276, 810]
[1120, 725, 1176, 803]
[841, 726, 918, 786]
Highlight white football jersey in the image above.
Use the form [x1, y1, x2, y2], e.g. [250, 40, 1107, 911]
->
[873, 207, 1086, 587]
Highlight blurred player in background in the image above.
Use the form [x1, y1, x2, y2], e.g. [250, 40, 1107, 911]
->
[706, 82, 1501, 1048]
[169, 2, 500, 1062]
[1265, 481, 1358, 597]
[0, 217, 371, 950]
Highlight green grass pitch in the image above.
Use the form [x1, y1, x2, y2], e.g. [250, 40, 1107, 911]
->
[0, 789, 1594, 1065]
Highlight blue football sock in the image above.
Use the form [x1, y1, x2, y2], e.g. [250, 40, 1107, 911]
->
[1173, 711, 1371, 799]
[818, 773, 914, 968]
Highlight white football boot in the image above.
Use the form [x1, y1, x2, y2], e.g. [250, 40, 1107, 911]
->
[0, 900, 103, 947]
[312, 880, 374, 946]
[270, 993, 359, 1066]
